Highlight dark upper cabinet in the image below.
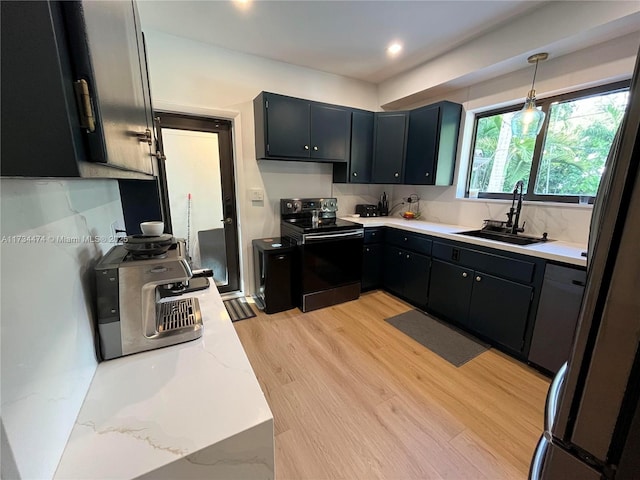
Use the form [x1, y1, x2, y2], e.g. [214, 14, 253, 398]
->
[254, 92, 350, 162]
[1, 1, 155, 178]
[334, 110, 374, 183]
[404, 101, 462, 185]
[371, 112, 409, 184]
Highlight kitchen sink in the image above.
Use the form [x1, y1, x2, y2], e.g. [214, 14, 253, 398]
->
[457, 229, 549, 245]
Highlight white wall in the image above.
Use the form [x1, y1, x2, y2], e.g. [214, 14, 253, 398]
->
[143, 30, 379, 294]
[0, 179, 124, 479]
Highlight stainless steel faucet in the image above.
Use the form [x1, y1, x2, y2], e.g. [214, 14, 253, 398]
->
[506, 180, 526, 234]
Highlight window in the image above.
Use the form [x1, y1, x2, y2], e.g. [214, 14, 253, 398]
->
[468, 81, 630, 203]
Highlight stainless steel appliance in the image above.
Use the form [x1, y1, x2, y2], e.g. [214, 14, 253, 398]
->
[280, 198, 364, 312]
[530, 47, 640, 479]
[95, 237, 209, 360]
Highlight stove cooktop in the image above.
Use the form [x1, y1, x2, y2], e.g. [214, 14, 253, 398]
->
[281, 218, 362, 234]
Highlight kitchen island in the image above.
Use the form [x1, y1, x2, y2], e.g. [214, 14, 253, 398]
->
[54, 286, 274, 479]
[348, 216, 587, 267]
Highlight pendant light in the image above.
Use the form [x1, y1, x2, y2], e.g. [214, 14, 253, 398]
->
[511, 52, 548, 138]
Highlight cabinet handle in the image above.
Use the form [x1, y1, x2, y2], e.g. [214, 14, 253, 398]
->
[406, 254, 410, 259]
[365, 247, 370, 252]
[353, 172, 358, 177]
[462, 272, 468, 278]
[313, 146, 319, 151]
[152, 151, 166, 161]
[304, 145, 309, 150]
[476, 276, 482, 282]
[394, 172, 399, 178]
[398, 251, 402, 256]
[404, 237, 408, 242]
[73, 79, 96, 133]
[425, 172, 430, 177]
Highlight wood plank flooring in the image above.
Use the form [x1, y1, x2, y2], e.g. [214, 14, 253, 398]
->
[234, 290, 550, 480]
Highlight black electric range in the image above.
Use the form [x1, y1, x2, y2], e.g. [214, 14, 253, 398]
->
[279, 198, 363, 312]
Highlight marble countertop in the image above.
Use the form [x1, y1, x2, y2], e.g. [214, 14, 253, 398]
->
[54, 286, 273, 479]
[346, 216, 587, 267]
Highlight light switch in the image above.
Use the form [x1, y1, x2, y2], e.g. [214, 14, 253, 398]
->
[249, 188, 264, 201]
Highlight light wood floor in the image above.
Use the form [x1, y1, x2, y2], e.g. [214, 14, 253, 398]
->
[234, 290, 550, 480]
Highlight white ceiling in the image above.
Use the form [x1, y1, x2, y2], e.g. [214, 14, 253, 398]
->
[137, 0, 547, 84]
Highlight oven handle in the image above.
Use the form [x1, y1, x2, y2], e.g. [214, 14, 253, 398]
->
[303, 230, 364, 242]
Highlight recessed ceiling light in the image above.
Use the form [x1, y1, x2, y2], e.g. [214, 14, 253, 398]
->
[232, 0, 251, 10]
[387, 42, 403, 56]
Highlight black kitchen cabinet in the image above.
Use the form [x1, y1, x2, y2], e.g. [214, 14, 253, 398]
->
[528, 264, 587, 374]
[428, 240, 544, 357]
[468, 272, 533, 353]
[383, 246, 430, 308]
[371, 112, 409, 183]
[404, 101, 462, 185]
[254, 92, 350, 162]
[428, 259, 473, 328]
[362, 227, 384, 291]
[383, 230, 431, 309]
[333, 110, 374, 183]
[1, 0, 155, 178]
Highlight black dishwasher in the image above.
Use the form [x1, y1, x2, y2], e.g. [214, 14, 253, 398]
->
[528, 263, 587, 374]
[252, 238, 295, 314]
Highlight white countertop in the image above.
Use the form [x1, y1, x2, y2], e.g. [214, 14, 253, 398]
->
[347, 216, 587, 267]
[55, 286, 273, 479]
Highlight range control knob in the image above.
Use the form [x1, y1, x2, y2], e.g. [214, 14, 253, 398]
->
[286, 202, 292, 209]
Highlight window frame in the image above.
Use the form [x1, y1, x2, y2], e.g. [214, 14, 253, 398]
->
[467, 79, 631, 204]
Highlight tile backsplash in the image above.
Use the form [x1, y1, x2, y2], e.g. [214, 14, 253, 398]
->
[335, 183, 592, 245]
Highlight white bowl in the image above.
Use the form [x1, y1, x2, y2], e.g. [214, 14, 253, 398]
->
[140, 221, 164, 236]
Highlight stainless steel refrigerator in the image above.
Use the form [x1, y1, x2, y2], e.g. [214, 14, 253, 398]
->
[530, 47, 640, 479]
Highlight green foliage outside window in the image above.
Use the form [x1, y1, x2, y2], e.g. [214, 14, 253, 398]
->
[469, 84, 629, 201]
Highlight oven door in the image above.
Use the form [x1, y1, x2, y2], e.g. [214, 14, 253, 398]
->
[300, 229, 363, 294]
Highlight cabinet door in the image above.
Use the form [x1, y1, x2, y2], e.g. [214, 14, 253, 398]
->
[310, 104, 350, 161]
[468, 271, 533, 353]
[383, 245, 405, 297]
[405, 104, 439, 185]
[349, 111, 374, 183]
[66, 1, 153, 174]
[372, 112, 408, 184]
[428, 259, 473, 326]
[362, 244, 383, 291]
[265, 94, 310, 158]
[403, 252, 431, 309]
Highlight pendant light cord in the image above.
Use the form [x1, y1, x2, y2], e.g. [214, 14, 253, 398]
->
[530, 58, 540, 92]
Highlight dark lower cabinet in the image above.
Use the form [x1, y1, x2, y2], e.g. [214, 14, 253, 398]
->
[428, 240, 544, 357]
[362, 243, 383, 291]
[468, 272, 533, 353]
[428, 259, 473, 327]
[383, 245, 430, 309]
